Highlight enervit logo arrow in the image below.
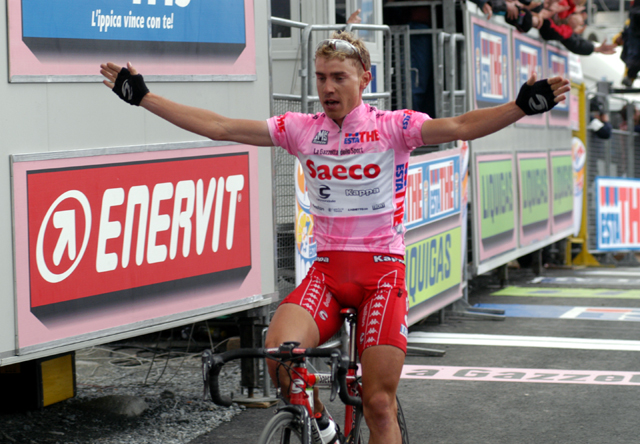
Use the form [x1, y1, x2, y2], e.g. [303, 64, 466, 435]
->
[36, 190, 92, 283]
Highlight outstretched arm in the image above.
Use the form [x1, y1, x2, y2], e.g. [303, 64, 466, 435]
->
[100, 62, 274, 147]
[420, 74, 570, 145]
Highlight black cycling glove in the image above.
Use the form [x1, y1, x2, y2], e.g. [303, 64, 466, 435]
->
[112, 67, 149, 106]
[515, 79, 557, 115]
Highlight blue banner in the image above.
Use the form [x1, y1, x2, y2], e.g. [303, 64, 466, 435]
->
[22, 0, 245, 44]
[472, 21, 510, 107]
[404, 155, 461, 231]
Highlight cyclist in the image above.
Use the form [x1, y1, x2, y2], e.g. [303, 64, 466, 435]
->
[100, 31, 569, 444]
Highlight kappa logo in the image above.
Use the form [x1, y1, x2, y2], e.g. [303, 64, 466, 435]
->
[373, 255, 405, 264]
[312, 130, 329, 145]
[122, 80, 133, 102]
[529, 94, 548, 112]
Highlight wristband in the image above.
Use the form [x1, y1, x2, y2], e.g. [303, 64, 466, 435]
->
[112, 67, 149, 106]
[515, 79, 557, 116]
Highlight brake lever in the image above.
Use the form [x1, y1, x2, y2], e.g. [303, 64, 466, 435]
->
[329, 351, 340, 402]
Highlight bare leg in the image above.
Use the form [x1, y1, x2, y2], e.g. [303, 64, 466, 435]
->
[265, 303, 325, 413]
[360, 345, 405, 444]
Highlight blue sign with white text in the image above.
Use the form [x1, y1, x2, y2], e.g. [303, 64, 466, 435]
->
[21, 0, 245, 44]
[404, 156, 461, 231]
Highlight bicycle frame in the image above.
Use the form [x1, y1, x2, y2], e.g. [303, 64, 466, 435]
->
[282, 308, 364, 443]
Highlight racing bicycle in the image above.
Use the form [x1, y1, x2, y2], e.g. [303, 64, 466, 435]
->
[202, 308, 410, 444]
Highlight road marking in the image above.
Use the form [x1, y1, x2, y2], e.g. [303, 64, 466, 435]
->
[577, 270, 640, 277]
[492, 286, 640, 299]
[401, 365, 640, 386]
[474, 303, 640, 322]
[408, 332, 640, 351]
[530, 276, 640, 287]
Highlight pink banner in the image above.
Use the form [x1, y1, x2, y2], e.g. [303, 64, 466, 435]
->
[13, 145, 262, 350]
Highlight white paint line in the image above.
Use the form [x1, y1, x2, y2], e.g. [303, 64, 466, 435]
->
[408, 332, 640, 351]
[576, 270, 640, 277]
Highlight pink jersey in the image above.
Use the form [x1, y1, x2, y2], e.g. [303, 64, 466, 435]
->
[267, 103, 430, 255]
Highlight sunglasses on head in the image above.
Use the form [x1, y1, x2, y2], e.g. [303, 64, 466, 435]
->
[316, 38, 367, 72]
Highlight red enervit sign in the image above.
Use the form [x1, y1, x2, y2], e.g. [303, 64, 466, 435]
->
[27, 153, 251, 308]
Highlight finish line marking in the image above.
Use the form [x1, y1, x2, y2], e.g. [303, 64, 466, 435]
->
[492, 286, 640, 299]
[408, 332, 640, 351]
[401, 365, 640, 386]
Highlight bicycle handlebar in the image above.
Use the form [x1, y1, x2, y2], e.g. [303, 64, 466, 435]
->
[202, 344, 362, 408]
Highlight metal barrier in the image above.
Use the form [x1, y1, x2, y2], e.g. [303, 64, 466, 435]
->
[586, 88, 640, 260]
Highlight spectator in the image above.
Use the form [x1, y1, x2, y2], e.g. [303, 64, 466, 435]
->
[618, 103, 640, 132]
[470, 0, 495, 19]
[588, 98, 612, 139]
[535, 2, 616, 56]
[614, 1, 640, 87]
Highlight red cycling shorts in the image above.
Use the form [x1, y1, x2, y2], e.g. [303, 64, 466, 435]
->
[281, 251, 408, 356]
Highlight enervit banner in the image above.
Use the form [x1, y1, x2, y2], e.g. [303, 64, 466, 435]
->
[12, 146, 262, 351]
[517, 152, 550, 247]
[405, 149, 463, 325]
[550, 150, 574, 234]
[513, 33, 545, 126]
[546, 45, 570, 127]
[8, 0, 255, 80]
[470, 16, 511, 109]
[596, 177, 640, 251]
[474, 153, 517, 262]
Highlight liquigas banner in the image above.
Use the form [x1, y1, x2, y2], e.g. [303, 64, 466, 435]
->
[404, 149, 464, 325]
[475, 153, 517, 262]
[517, 152, 550, 247]
[405, 226, 462, 310]
[550, 151, 574, 234]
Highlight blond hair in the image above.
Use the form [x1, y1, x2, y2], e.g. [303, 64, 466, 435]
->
[315, 31, 371, 72]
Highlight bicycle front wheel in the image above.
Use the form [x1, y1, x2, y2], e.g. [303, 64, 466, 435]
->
[397, 396, 410, 444]
[348, 396, 409, 444]
[258, 411, 305, 444]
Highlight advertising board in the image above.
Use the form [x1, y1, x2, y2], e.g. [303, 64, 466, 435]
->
[512, 33, 545, 127]
[474, 153, 517, 262]
[596, 177, 640, 251]
[470, 16, 511, 109]
[550, 150, 574, 234]
[517, 152, 551, 247]
[8, 0, 256, 81]
[12, 145, 262, 353]
[545, 45, 570, 127]
[405, 149, 463, 325]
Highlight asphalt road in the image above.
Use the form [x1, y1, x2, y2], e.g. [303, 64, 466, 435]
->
[190, 266, 640, 444]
